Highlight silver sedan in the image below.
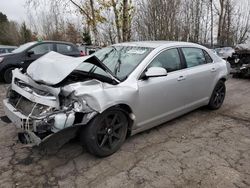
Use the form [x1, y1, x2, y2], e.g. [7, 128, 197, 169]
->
[3, 41, 230, 157]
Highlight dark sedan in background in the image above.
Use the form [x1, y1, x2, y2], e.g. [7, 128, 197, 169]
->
[0, 41, 81, 83]
[0, 45, 17, 54]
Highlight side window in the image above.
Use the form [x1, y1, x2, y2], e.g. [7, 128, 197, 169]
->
[203, 50, 213, 63]
[0, 48, 5, 53]
[182, 48, 206, 68]
[149, 48, 181, 72]
[29, 44, 53, 55]
[57, 44, 73, 53]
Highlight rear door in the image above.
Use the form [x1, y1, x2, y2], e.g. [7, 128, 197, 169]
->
[180, 47, 217, 106]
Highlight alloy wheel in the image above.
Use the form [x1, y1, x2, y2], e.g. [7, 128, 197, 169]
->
[96, 112, 126, 150]
[212, 84, 225, 108]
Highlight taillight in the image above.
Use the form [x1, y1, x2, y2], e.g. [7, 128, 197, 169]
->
[80, 51, 85, 56]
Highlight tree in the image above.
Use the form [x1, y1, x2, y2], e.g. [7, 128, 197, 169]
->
[19, 22, 32, 44]
[8, 21, 20, 45]
[27, 0, 134, 44]
[0, 12, 8, 23]
[122, 0, 128, 40]
[65, 23, 80, 43]
[111, 0, 122, 42]
[134, 0, 182, 41]
[0, 12, 10, 45]
[25, 0, 250, 46]
[0, 12, 20, 45]
[82, 31, 92, 45]
[210, 0, 214, 47]
[69, 0, 103, 44]
[214, 0, 233, 46]
[109, 0, 133, 42]
[232, 0, 250, 44]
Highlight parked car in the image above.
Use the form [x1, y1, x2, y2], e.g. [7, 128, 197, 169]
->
[78, 45, 101, 56]
[228, 43, 250, 78]
[0, 41, 81, 83]
[0, 45, 17, 54]
[215, 47, 235, 59]
[2, 41, 230, 157]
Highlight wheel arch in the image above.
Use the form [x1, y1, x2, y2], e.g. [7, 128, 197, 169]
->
[1, 64, 21, 81]
[113, 103, 134, 138]
[77, 103, 135, 138]
[1, 64, 21, 73]
[219, 77, 226, 82]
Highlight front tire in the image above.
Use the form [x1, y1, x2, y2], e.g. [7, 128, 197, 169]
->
[81, 107, 128, 157]
[208, 80, 226, 110]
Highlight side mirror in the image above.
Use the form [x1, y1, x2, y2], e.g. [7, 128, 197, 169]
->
[27, 50, 34, 57]
[143, 67, 167, 79]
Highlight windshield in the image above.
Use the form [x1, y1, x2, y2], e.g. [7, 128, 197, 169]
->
[76, 46, 153, 81]
[12, 42, 37, 53]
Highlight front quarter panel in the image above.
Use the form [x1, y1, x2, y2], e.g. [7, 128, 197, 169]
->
[62, 80, 139, 113]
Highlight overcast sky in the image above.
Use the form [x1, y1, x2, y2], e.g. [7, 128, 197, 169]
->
[0, 0, 27, 23]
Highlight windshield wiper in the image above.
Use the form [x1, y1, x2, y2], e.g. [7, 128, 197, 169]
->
[89, 48, 115, 74]
[85, 55, 121, 84]
[114, 47, 123, 75]
[114, 58, 121, 75]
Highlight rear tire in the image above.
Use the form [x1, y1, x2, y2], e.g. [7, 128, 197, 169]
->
[208, 80, 226, 110]
[81, 107, 128, 157]
[3, 67, 15, 83]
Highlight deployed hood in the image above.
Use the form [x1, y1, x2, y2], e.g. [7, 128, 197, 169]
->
[27, 51, 119, 85]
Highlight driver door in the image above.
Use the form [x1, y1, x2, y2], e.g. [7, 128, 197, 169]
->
[136, 48, 187, 130]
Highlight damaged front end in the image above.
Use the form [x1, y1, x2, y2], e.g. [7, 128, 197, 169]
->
[3, 69, 97, 147]
[228, 44, 250, 78]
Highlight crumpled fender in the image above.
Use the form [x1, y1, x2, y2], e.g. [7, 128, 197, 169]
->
[62, 79, 139, 113]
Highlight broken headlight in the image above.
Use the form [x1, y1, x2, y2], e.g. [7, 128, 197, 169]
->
[73, 100, 92, 112]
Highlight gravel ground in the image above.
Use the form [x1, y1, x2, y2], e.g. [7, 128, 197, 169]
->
[0, 78, 250, 188]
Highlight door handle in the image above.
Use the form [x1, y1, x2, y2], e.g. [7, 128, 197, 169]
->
[211, 68, 217, 72]
[177, 75, 186, 81]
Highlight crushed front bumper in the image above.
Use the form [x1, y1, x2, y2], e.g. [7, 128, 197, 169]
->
[3, 69, 98, 149]
[3, 98, 97, 147]
[3, 99, 43, 144]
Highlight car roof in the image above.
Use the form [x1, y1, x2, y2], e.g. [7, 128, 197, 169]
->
[28, 40, 76, 45]
[0, 45, 17, 48]
[112, 41, 205, 49]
